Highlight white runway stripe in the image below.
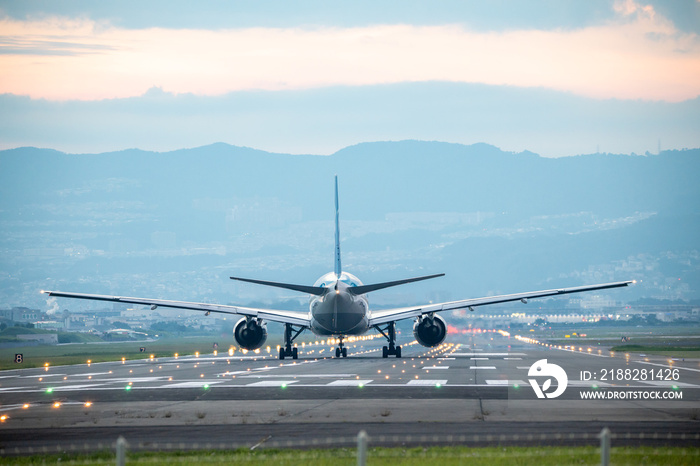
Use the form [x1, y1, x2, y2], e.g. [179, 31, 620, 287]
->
[407, 379, 447, 386]
[326, 379, 373, 386]
[245, 380, 299, 387]
[163, 381, 224, 388]
[485, 380, 526, 385]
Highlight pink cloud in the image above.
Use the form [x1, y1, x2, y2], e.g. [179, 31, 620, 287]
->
[1, 9, 698, 102]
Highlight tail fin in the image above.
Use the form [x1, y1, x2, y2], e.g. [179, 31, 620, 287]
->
[334, 175, 342, 278]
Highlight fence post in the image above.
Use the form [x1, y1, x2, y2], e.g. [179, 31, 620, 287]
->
[599, 427, 610, 466]
[357, 430, 368, 466]
[116, 436, 128, 466]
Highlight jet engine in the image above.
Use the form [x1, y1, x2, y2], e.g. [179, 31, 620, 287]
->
[413, 314, 447, 347]
[233, 317, 267, 350]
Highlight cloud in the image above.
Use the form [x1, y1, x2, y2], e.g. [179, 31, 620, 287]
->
[0, 8, 698, 102]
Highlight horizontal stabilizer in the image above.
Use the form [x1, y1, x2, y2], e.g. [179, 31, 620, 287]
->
[348, 273, 445, 295]
[230, 276, 328, 296]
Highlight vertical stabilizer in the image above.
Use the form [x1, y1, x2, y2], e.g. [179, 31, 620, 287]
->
[334, 176, 342, 278]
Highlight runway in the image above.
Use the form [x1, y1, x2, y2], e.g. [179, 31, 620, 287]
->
[1, 331, 698, 453]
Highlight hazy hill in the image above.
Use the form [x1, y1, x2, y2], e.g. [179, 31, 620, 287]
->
[1, 141, 698, 309]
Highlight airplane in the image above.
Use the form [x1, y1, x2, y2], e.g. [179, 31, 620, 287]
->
[42, 176, 633, 359]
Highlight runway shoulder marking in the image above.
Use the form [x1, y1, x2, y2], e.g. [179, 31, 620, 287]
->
[245, 380, 300, 387]
[326, 379, 373, 386]
[407, 379, 447, 386]
[485, 380, 526, 385]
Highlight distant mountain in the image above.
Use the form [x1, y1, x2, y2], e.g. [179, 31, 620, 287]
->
[1, 141, 698, 310]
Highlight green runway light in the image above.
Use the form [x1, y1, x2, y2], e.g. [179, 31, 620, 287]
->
[672, 385, 679, 391]
[203, 384, 210, 390]
[512, 384, 520, 389]
[281, 383, 287, 389]
[125, 385, 132, 391]
[358, 384, 364, 388]
[45, 387, 53, 394]
[435, 383, 442, 388]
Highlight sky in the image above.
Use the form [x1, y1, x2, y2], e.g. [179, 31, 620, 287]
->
[1, 0, 699, 156]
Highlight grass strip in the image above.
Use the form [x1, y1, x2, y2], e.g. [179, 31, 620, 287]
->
[1, 446, 699, 465]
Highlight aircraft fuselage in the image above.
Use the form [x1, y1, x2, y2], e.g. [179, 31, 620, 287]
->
[309, 271, 369, 335]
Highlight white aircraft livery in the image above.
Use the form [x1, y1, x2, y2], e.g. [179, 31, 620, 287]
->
[43, 177, 633, 359]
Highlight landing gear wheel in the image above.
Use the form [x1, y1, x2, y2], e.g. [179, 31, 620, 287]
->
[292, 347, 298, 360]
[382, 346, 388, 358]
[279, 348, 285, 360]
[396, 346, 402, 358]
[342, 347, 347, 358]
[335, 347, 341, 358]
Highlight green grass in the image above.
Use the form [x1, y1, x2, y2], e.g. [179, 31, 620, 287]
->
[609, 344, 700, 359]
[1, 446, 698, 465]
[0, 336, 241, 370]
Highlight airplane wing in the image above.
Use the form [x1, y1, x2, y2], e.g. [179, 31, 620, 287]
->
[41, 291, 311, 327]
[368, 280, 634, 327]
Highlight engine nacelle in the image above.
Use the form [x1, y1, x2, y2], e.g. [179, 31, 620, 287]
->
[413, 314, 447, 347]
[233, 317, 267, 350]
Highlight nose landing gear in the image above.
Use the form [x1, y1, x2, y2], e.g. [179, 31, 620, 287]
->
[334, 336, 348, 358]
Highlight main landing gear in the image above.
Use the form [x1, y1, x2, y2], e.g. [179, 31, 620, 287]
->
[375, 322, 401, 358]
[335, 336, 348, 358]
[279, 323, 304, 360]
